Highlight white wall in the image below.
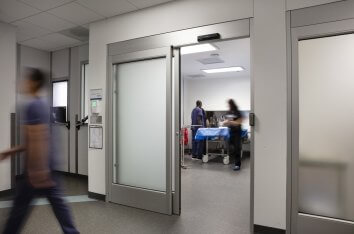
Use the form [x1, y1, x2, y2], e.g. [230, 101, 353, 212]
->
[19, 45, 51, 74]
[253, 0, 287, 229]
[18, 45, 51, 97]
[286, 0, 343, 10]
[0, 23, 16, 192]
[183, 76, 250, 126]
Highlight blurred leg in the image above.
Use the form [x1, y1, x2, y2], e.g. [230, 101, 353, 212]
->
[191, 129, 197, 157]
[3, 181, 34, 234]
[230, 132, 242, 168]
[46, 185, 79, 234]
[196, 140, 204, 159]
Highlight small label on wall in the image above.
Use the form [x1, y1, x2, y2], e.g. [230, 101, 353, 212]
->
[90, 115, 102, 124]
[89, 125, 103, 149]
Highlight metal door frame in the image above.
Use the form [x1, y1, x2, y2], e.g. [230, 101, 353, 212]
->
[106, 19, 253, 221]
[290, 16, 354, 234]
[76, 60, 89, 175]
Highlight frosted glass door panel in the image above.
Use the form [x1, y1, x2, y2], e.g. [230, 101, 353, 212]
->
[298, 34, 354, 221]
[115, 58, 167, 192]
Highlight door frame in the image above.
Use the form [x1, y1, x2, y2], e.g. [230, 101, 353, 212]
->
[106, 19, 254, 225]
[76, 60, 89, 175]
[289, 16, 354, 234]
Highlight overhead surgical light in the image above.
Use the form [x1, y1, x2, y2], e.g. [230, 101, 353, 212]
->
[181, 43, 217, 55]
[202, 66, 245, 74]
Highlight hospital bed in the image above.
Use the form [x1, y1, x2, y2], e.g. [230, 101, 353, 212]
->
[195, 127, 250, 165]
[195, 127, 231, 165]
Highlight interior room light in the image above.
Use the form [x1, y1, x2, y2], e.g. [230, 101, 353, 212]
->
[202, 66, 245, 73]
[181, 43, 217, 55]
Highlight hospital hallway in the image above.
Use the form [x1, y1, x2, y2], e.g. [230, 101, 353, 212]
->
[0, 158, 250, 234]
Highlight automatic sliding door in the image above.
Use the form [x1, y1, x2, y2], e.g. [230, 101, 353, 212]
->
[109, 47, 173, 214]
[293, 32, 354, 233]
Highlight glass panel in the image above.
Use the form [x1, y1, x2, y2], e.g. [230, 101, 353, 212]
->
[114, 58, 167, 191]
[298, 34, 354, 221]
[52, 81, 68, 123]
[81, 63, 90, 119]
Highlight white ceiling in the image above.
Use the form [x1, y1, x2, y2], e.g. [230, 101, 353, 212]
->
[182, 38, 251, 80]
[0, 0, 175, 51]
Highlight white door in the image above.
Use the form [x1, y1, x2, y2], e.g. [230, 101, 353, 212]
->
[292, 23, 354, 234]
[108, 47, 173, 214]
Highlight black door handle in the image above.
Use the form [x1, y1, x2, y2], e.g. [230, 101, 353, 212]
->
[249, 113, 255, 127]
[76, 116, 89, 130]
[65, 121, 70, 130]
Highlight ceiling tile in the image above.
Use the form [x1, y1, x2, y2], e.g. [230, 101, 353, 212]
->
[20, 38, 54, 51]
[77, 0, 137, 18]
[48, 2, 104, 25]
[18, 0, 74, 11]
[12, 20, 51, 42]
[0, 0, 39, 23]
[21, 33, 81, 51]
[128, 0, 174, 9]
[24, 12, 76, 31]
[40, 33, 81, 49]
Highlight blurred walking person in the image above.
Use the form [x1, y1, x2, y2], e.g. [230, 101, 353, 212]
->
[223, 99, 243, 171]
[0, 68, 79, 234]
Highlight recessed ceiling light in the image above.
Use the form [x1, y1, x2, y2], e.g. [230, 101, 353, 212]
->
[181, 43, 217, 55]
[202, 66, 245, 74]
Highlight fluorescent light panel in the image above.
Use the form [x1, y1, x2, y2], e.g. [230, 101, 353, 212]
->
[202, 66, 244, 74]
[181, 43, 217, 55]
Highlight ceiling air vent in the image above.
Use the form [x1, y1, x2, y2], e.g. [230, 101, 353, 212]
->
[197, 53, 224, 65]
[187, 74, 205, 78]
[59, 26, 89, 42]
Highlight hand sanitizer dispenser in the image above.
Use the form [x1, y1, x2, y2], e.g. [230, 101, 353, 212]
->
[90, 89, 103, 124]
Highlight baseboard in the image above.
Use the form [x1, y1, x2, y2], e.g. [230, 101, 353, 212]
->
[0, 189, 14, 197]
[254, 225, 286, 234]
[88, 192, 106, 201]
[54, 171, 88, 179]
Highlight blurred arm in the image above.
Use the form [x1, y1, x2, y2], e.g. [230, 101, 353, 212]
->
[0, 145, 26, 159]
[223, 118, 243, 127]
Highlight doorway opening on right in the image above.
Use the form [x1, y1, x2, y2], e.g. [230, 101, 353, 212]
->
[179, 37, 251, 233]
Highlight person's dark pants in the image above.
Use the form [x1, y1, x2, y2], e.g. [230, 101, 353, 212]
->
[3, 176, 79, 234]
[192, 129, 204, 158]
[230, 130, 242, 167]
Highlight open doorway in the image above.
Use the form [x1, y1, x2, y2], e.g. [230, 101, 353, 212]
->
[179, 38, 251, 232]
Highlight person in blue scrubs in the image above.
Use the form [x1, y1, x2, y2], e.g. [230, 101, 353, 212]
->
[0, 68, 79, 234]
[191, 100, 204, 159]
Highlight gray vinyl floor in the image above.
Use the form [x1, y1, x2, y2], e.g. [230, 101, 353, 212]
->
[0, 156, 251, 234]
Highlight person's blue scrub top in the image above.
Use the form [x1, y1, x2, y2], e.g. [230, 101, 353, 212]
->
[191, 107, 203, 130]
